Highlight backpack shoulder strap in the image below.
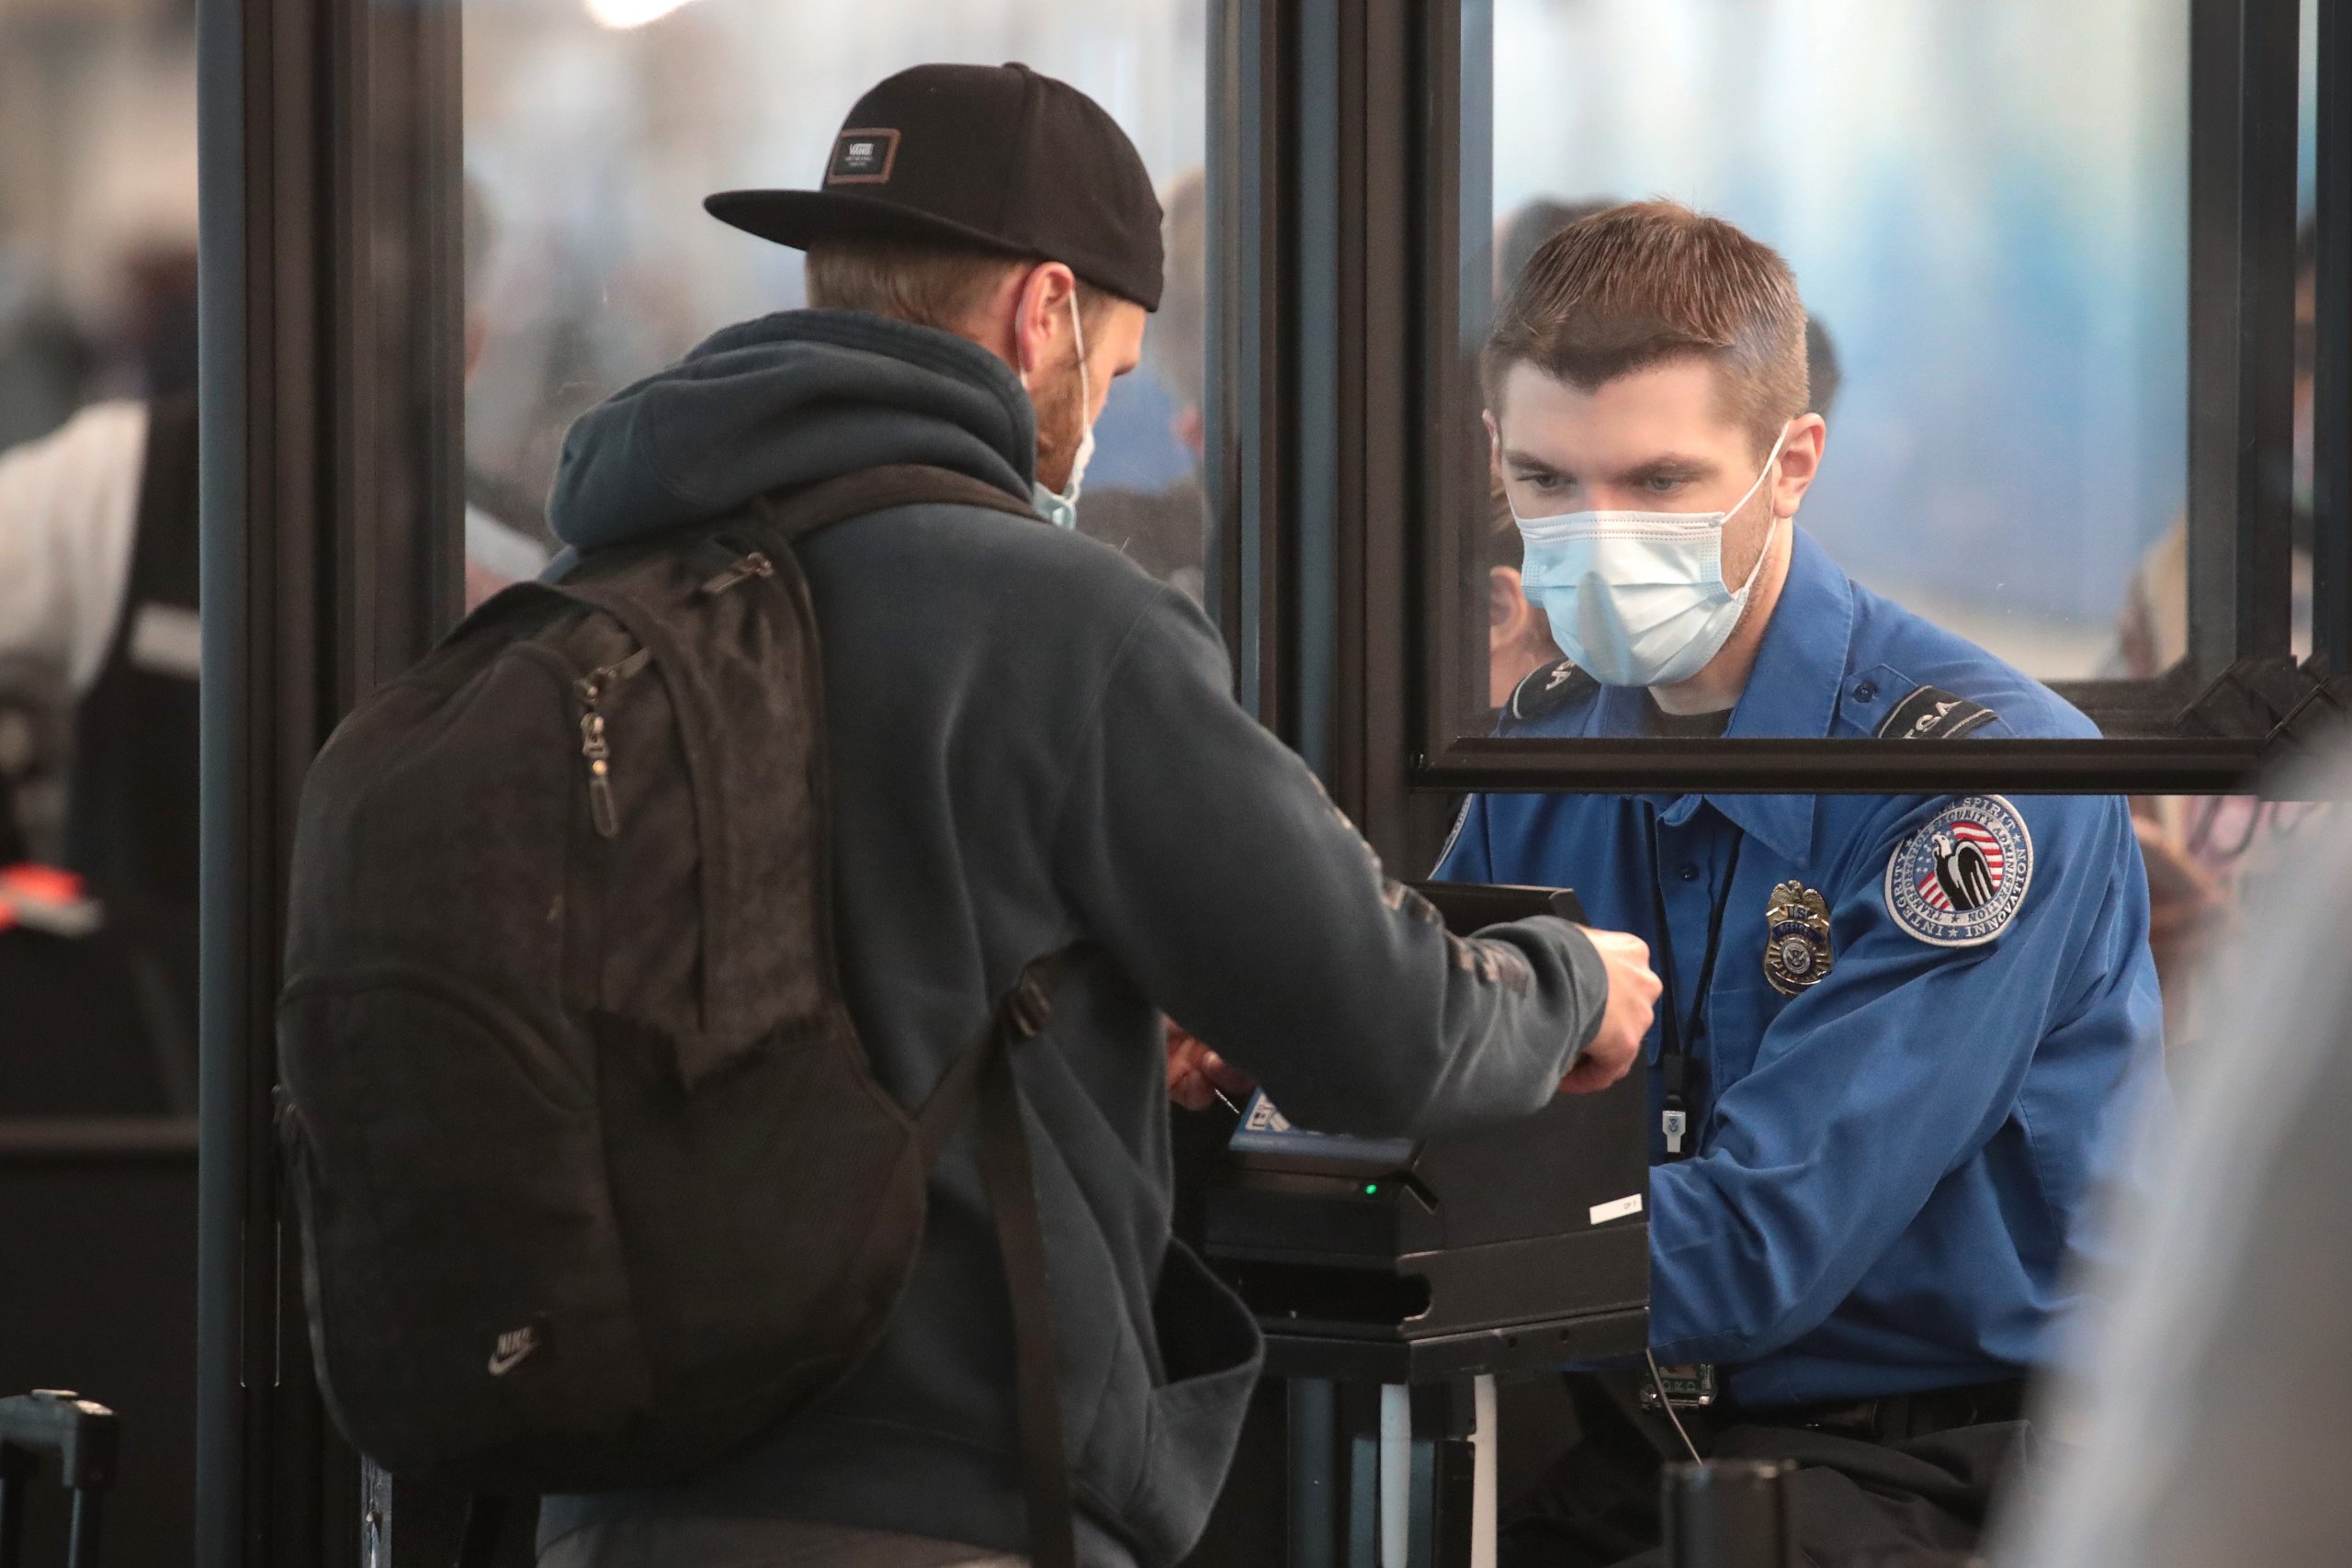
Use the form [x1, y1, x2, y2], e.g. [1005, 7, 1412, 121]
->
[911, 947, 1088, 1568]
[754, 463, 1040, 547]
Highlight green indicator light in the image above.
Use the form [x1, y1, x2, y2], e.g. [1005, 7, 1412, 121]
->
[1363, 1183, 1380, 1197]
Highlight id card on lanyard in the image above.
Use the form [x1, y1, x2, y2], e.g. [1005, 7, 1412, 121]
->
[1643, 807, 1740, 1410]
[1643, 806, 1742, 1160]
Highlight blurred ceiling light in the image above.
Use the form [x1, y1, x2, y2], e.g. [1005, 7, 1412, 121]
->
[584, 0, 704, 28]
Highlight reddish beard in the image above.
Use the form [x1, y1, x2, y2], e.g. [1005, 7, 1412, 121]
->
[1030, 359, 1086, 496]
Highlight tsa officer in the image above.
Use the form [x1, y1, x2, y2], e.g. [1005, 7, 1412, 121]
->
[1437, 202, 2169, 1568]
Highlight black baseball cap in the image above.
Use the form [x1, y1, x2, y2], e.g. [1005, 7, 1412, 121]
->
[706, 62, 1164, 311]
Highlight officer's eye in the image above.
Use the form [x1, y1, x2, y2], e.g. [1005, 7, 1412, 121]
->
[1519, 471, 1568, 494]
[1643, 474, 1684, 495]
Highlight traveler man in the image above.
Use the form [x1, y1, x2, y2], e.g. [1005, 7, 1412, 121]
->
[1438, 203, 2167, 1566]
[531, 64, 1661, 1568]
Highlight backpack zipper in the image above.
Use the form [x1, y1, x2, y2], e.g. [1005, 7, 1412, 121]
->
[699, 549, 775, 596]
[573, 647, 650, 838]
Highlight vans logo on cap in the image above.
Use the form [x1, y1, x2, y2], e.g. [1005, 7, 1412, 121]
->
[827, 128, 900, 186]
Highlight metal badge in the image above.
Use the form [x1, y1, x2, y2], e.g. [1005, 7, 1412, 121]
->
[1763, 880, 1834, 997]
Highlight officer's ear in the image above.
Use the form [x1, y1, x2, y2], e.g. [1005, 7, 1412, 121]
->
[1770, 412, 1827, 517]
[1490, 566, 1533, 646]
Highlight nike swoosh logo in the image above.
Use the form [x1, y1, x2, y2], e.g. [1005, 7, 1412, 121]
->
[487, 1340, 536, 1377]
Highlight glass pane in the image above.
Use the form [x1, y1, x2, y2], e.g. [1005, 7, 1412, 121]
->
[461, 1, 1213, 611]
[0, 6, 201, 1563]
[0, 0, 201, 1118]
[1452, 0, 2192, 742]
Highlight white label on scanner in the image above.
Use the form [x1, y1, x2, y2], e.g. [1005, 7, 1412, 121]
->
[1589, 1193, 1645, 1226]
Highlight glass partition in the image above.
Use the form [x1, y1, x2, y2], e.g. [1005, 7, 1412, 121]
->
[1441, 0, 2213, 752]
[459, 0, 1214, 615]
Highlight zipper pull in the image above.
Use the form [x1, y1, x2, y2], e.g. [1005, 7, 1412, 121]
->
[699, 550, 775, 596]
[572, 647, 645, 839]
[579, 706, 618, 837]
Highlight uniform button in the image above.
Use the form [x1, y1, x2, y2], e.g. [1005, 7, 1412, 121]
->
[1854, 681, 1879, 703]
[1679, 864, 1701, 882]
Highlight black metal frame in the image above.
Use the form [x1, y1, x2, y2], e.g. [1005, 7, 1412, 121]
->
[1207, 0, 1299, 731]
[1361, 0, 2333, 824]
[2188, 0, 2304, 680]
[197, 0, 463, 1563]
[2318, 0, 2352, 678]
[1236, 1, 1452, 856]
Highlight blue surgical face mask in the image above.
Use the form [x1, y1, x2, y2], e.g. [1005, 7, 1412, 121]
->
[1511, 427, 1790, 689]
[1028, 291, 1096, 530]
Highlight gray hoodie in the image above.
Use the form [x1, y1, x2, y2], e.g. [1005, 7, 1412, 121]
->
[534, 309, 1611, 1566]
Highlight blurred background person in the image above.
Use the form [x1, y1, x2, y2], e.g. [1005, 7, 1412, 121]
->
[0, 174, 538, 1120]
[0, 246, 96, 453]
[1989, 739, 2352, 1568]
[0, 233, 198, 871]
[0, 239, 201, 1117]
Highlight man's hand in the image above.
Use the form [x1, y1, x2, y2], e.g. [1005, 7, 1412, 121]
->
[1166, 1019, 1256, 1111]
[1561, 927, 1659, 1095]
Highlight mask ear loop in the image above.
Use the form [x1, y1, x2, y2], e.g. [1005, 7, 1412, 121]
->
[1067, 288, 1091, 413]
[1724, 423, 1794, 596]
[1724, 423, 1792, 524]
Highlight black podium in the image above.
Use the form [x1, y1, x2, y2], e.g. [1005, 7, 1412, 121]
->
[1204, 884, 1651, 1568]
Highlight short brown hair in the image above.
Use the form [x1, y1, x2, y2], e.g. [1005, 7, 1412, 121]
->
[805, 237, 1114, 333]
[1482, 200, 1808, 454]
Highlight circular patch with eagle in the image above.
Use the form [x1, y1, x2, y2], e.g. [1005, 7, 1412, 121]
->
[1883, 795, 2034, 947]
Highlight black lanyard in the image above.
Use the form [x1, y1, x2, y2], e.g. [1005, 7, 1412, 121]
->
[1642, 805, 1743, 1160]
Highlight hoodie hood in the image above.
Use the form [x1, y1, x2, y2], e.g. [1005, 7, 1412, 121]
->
[548, 309, 1038, 551]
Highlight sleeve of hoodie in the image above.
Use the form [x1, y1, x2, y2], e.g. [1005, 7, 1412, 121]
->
[1051, 580, 1611, 1138]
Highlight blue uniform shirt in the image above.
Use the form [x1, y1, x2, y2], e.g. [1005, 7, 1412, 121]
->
[1438, 530, 2168, 1406]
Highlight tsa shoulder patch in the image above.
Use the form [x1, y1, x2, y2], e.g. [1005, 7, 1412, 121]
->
[1883, 795, 2035, 947]
[1876, 685, 1997, 740]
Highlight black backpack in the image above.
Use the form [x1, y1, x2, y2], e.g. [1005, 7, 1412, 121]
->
[277, 466, 1082, 1566]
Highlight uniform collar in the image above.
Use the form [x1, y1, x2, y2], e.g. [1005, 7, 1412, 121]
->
[1650, 528, 1856, 867]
